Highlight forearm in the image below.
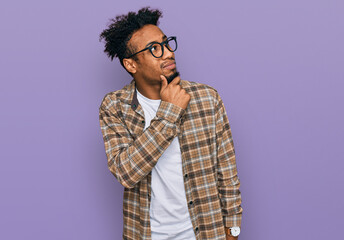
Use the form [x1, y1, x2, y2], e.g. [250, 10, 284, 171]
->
[100, 101, 185, 188]
[219, 174, 243, 227]
[108, 118, 180, 188]
[219, 154, 243, 234]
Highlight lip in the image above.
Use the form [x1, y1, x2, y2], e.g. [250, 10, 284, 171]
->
[163, 63, 176, 70]
[162, 61, 176, 69]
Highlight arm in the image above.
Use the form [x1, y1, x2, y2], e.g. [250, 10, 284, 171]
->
[214, 93, 243, 235]
[99, 75, 190, 189]
[99, 100, 185, 189]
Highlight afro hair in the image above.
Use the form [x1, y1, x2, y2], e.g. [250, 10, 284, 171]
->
[99, 6, 163, 70]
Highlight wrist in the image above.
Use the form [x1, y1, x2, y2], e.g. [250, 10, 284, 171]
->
[156, 101, 185, 124]
[225, 226, 241, 237]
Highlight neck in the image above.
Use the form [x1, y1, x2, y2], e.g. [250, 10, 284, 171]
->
[134, 79, 161, 100]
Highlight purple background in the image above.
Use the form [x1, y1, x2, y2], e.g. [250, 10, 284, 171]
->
[1, 0, 343, 239]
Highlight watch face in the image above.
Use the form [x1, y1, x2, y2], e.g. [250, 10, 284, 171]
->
[231, 227, 240, 237]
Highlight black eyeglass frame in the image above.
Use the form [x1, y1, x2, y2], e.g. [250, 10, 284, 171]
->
[125, 36, 177, 59]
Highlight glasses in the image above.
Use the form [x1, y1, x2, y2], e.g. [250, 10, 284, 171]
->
[126, 36, 177, 58]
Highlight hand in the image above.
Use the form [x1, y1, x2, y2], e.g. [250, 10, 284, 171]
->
[226, 235, 238, 240]
[160, 75, 191, 110]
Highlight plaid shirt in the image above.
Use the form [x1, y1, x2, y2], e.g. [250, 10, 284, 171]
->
[99, 79, 243, 240]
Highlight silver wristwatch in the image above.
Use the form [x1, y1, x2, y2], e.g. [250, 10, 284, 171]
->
[227, 226, 240, 237]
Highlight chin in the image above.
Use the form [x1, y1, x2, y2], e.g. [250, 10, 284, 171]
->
[165, 71, 180, 83]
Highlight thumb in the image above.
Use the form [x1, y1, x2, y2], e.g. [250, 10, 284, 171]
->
[160, 75, 168, 92]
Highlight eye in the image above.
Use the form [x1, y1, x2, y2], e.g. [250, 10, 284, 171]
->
[150, 43, 161, 52]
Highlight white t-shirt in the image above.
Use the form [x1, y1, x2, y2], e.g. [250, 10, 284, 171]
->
[136, 89, 196, 240]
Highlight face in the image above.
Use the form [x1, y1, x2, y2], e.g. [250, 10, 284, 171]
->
[124, 24, 178, 85]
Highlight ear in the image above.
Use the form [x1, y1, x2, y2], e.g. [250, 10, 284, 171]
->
[123, 58, 137, 74]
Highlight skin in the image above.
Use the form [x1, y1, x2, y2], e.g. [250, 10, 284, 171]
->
[122, 24, 190, 109]
[123, 24, 238, 239]
[227, 234, 239, 240]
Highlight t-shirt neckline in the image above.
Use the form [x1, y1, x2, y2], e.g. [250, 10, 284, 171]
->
[136, 88, 161, 103]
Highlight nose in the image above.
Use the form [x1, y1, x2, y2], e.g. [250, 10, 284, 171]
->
[162, 44, 174, 59]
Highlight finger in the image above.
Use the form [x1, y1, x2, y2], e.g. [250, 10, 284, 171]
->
[170, 75, 181, 85]
[160, 75, 168, 92]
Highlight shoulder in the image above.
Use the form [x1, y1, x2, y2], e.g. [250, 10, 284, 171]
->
[181, 79, 222, 105]
[99, 82, 133, 111]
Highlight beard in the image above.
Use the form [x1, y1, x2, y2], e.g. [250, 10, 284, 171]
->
[165, 71, 180, 84]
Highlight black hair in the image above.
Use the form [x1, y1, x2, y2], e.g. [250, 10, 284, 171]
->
[99, 7, 163, 73]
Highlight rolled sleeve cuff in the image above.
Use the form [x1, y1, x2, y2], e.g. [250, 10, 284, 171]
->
[156, 101, 186, 124]
[223, 207, 243, 228]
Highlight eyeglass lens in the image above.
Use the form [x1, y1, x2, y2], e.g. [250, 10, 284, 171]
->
[150, 38, 177, 58]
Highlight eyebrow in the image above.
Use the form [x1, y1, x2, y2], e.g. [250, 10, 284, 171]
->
[145, 35, 168, 47]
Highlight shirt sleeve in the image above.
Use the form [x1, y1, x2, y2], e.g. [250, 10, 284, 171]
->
[214, 92, 243, 228]
[99, 100, 185, 189]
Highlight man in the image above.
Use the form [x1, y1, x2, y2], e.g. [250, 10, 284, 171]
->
[99, 7, 243, 240]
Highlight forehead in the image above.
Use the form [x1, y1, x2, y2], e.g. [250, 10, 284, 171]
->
[129, 24, 165, 49]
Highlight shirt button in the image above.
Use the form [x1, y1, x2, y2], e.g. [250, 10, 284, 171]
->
[141, 120, 145, 124]
[189, 201, 193, 206]
[184, 174, 188, 179]
[195, 227, 199, 232]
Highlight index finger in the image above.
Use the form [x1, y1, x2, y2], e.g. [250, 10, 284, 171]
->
[170, 75, 181, 85]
